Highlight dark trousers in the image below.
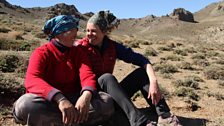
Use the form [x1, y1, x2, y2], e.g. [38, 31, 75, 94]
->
[98, 68, 170, 126]
[13, 92, 114, 126]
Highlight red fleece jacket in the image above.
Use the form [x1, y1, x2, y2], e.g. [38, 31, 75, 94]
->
[25, 41, 97, 101]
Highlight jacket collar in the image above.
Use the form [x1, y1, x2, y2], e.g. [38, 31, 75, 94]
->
[51, 39, 69, 53]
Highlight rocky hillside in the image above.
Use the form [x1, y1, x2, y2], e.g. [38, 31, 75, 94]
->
[194, 1, 224, 22]
[116, 1, 224, 44]
[1, 0, 224, 43]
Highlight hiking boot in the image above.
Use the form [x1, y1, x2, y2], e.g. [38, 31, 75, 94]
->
[158, 114, 182, 126]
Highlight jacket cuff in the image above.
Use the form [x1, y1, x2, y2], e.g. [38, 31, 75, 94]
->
[80, 86, 97, 96]
[47, 88, 61, 101]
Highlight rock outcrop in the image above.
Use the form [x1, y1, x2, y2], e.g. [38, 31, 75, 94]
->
[46, 3, 87, 20]
[170, 8, 195, 22]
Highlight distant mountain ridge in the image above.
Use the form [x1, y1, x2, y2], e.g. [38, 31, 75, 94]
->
[1, 0, 223, 20]
[1, 0, 224, 43]
[194, 1, 224, 22]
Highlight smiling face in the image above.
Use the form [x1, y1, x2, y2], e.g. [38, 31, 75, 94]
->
[56, 28, 78, 47]
[86, 23, 105, 48]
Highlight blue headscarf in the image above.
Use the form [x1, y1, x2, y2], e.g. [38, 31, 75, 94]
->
[42, 15, 79, 40]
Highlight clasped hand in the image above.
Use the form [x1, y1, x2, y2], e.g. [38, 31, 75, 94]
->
[58, 91, 92, 125]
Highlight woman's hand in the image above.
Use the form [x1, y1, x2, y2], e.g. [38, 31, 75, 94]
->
[148, 80, 161, 105]
[53, 93, 78, 125]
[145, 63, 162, 105]
[75, 91, 92, 123]
[58, 99, 79, 125]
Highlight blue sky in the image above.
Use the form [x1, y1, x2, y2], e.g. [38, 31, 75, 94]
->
[7, 0, 221, 19]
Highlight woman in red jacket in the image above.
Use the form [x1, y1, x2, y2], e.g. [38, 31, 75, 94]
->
[12, 15, 114, 126]
[76, 11, 182, 126]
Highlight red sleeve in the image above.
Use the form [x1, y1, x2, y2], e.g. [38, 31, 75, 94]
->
[77, 47, 97, 92]
[25, 47, 55, 99]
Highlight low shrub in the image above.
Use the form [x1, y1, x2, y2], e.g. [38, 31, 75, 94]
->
[129, 41, 140, 48]
[185, 100, 200, 111]
[184, 47, 197, 53]
[178, 61, 194, 70]
[144, 47, 158, 57]
[0, 55, 20, 72]
[0, 27, 11, 33]
[19, 42, 31, 51]
[173, 49, 188, 56]
[0, 73, 25, 99]
[35, 32, 47, 39]
[174, 87, 200, 101]
[186, 75, 204, 82]
[218, 80, 224, 87]
[154, 63, 178, 74]
[157, 46, 173, 51]
[173, 78, 199, 89]
[207, 92, 224, 101]
[161, 73, 173, 79]
[215, 59, 224, 65]
[15, 58, 29, 78]
[191, 53, 206, 60]
[162, 54, 183, 61]
[0, 38, 39, 51]
[204, 65, 224, 80]
[141, 41, 152, 45]
[193, 59, 210, 67]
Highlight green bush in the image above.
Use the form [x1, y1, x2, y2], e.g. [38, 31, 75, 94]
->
[144, 47, 158, 57]
[129, 41, 140, 48]
[173, 78, 199, 89]
[193, 59, 210, 67]
[35, 32, 47, 39]
[0, 73, 25, 98]
[141, 41, 152, 45]
[0, 27, 11, 33]
[185, 100, 200, 111]
[0, 38, 39, 51]
[186, 75, 204, 82]
[218, 80, 224, 87]
[154, 63, 178, 74]
[185, 47, 197, 54]
[206, 51, 219, 58]
[162, 55, 183, 61]
[19, 42, 31, 51]
[191, 53, 206, 60]
[173, 49, 188, 56]
[174, 87, 200, 101]
[157, 46, 173, 51]
[207, 92, 224, 101]
[15, 58, 29, 78]
[178, 61, 194, 70]
[0, 38, 18, 50]
[160, 86, 170, 99]
[161, 73, 173, 79]
[215, 59, 224, 65]
[0, 55, 20, 72]
[204, 65, 224, 80]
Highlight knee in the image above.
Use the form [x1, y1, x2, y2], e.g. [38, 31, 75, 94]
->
[14, 94, 34, 114]
[98, 92, 115, 117]
[134, 68, 149, 82]
[98, 73, 117, 88]
[14, 94, 46, 120]
[134, 68, 147, 75]
[98, 73, 115, 82]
